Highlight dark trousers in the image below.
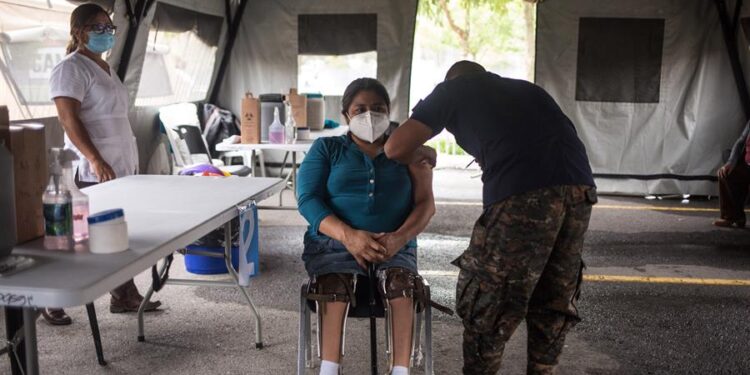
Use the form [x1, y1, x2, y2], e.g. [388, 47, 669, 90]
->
[718, 162, 750, 222]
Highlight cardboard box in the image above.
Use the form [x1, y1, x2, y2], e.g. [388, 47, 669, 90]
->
[287, 89, 308, 129]
[7, 124, 47, 243]
[241, 93, 261, 144]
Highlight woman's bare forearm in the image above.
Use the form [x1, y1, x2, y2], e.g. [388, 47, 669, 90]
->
[318, 214, 354, 244]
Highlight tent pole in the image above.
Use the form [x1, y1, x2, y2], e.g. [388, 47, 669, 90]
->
[116, 0, 147, 81]
[224, 0, 233, 30]
[733, 0, 744, 29]
[208, 0, 249, 104]
[715, 0, 750, 120]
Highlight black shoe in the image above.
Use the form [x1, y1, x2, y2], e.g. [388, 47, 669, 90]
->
[41, 308, 72, 326]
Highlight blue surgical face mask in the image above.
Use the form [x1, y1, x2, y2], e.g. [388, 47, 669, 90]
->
[86, 32, 114, 54]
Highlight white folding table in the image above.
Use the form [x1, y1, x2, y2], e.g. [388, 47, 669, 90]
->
[0, 175, 285, 375]
[216, 126, 348, 208]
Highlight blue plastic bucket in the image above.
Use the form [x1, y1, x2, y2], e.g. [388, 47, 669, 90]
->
[184, 245, 239, 275]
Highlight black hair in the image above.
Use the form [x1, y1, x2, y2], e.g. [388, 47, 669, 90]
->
[445, 60, 486, 81]
[66, 3, 110, 54]
[340, 78, 391, 118]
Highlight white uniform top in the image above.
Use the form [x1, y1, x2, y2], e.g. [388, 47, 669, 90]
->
[49, 52, 138, 182]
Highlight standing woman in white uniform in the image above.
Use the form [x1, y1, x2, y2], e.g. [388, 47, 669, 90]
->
[44, 3, 161, 326]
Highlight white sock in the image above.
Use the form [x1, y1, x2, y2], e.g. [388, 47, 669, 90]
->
[392, 365, 409, 375]
[320, 360, 340, 375]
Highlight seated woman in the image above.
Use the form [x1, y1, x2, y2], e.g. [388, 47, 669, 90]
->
[296, 78, 436, 375]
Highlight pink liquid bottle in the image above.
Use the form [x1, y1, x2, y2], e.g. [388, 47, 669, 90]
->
[60, 150, 89, 242]
[268, 107, 285, 144]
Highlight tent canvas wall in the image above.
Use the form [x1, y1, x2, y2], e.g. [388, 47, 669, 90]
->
[6, 0, 750, 198]
[217, 0, 418, 123]
[535, 0, 750, 196]
[1, 0, 417, 174]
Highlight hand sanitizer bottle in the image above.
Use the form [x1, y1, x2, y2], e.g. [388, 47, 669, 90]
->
[43, 148, 73, 250]
[268, 107, 285, 144]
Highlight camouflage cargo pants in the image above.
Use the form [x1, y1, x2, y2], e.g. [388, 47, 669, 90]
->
[453, 185, 594, 375]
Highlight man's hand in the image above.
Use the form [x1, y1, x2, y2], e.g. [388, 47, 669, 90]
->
[91, 158, 116, 182]
[375, 232, 409, 260]
[342, 228, 387, 269]
[718, 163, 733, 180]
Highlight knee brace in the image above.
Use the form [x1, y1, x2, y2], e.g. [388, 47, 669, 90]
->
[377, 268, 453, 315]
[377, 267, 421, 304]
[305, 273, 357, 307]
[304, 273, 357, 361]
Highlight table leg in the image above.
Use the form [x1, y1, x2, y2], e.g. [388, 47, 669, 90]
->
[279, 151, 291, 207]
[22, 308, 38, 375]
[85, 303, 107, 366]
[292, 152, 298, 203]
[250, 150, 256, 177]
[138, 259, 168, 342]
[5, 307, 25, 375]
[224, 221, 263, 348]
[258, 150, 267, 177]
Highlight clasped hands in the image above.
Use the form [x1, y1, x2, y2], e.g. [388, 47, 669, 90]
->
[342, 228, 407, 269]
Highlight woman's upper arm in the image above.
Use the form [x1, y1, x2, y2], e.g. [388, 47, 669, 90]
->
[296, 139, 334, 233]
[53, 97, 81, 123]
[408, 161, 435, 209]
[49, 60, 87, 103]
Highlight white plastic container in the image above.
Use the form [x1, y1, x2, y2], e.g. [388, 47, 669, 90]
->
[87, 209, 129, 254]
[297, 128, 311, 141]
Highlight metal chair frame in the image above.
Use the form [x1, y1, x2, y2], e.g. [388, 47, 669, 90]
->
[296, 278, 434, 375]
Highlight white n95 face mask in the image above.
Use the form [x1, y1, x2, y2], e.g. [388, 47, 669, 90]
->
[349, 111, 391, 143]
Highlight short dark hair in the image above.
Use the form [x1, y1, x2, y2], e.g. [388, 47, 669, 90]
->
[341, 78, 391, 117]
[445, 60, 486, 81]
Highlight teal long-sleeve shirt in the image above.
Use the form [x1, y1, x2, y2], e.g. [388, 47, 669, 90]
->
[296, 135, 415, 243]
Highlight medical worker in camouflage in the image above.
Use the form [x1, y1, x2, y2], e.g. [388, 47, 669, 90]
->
[384, 61, 596, 374]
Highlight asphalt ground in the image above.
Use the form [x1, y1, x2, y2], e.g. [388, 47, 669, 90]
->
[2, 168, 749, 374]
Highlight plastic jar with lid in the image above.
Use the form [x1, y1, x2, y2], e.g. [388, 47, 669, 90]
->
[87, 209, 129, 254]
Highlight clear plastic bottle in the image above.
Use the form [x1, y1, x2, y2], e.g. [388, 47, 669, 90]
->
[60, 152, 89, 242]
[43, 148, 73, 250]
[268, 107, 285, 144]
[285, 101, 297, 144]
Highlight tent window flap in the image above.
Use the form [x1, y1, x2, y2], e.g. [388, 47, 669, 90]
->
[298, 14, 377, 55]
[152, 2, 223, 47]
[575, 17, 665, 103]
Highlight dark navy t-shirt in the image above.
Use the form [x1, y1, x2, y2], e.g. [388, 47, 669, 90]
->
[411, 72, 595, 207]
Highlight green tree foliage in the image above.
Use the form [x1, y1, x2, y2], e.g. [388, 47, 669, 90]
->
[418, 0, 535, 79]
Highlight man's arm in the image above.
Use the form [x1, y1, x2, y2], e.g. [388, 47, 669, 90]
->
[384, 119, 435, 165]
